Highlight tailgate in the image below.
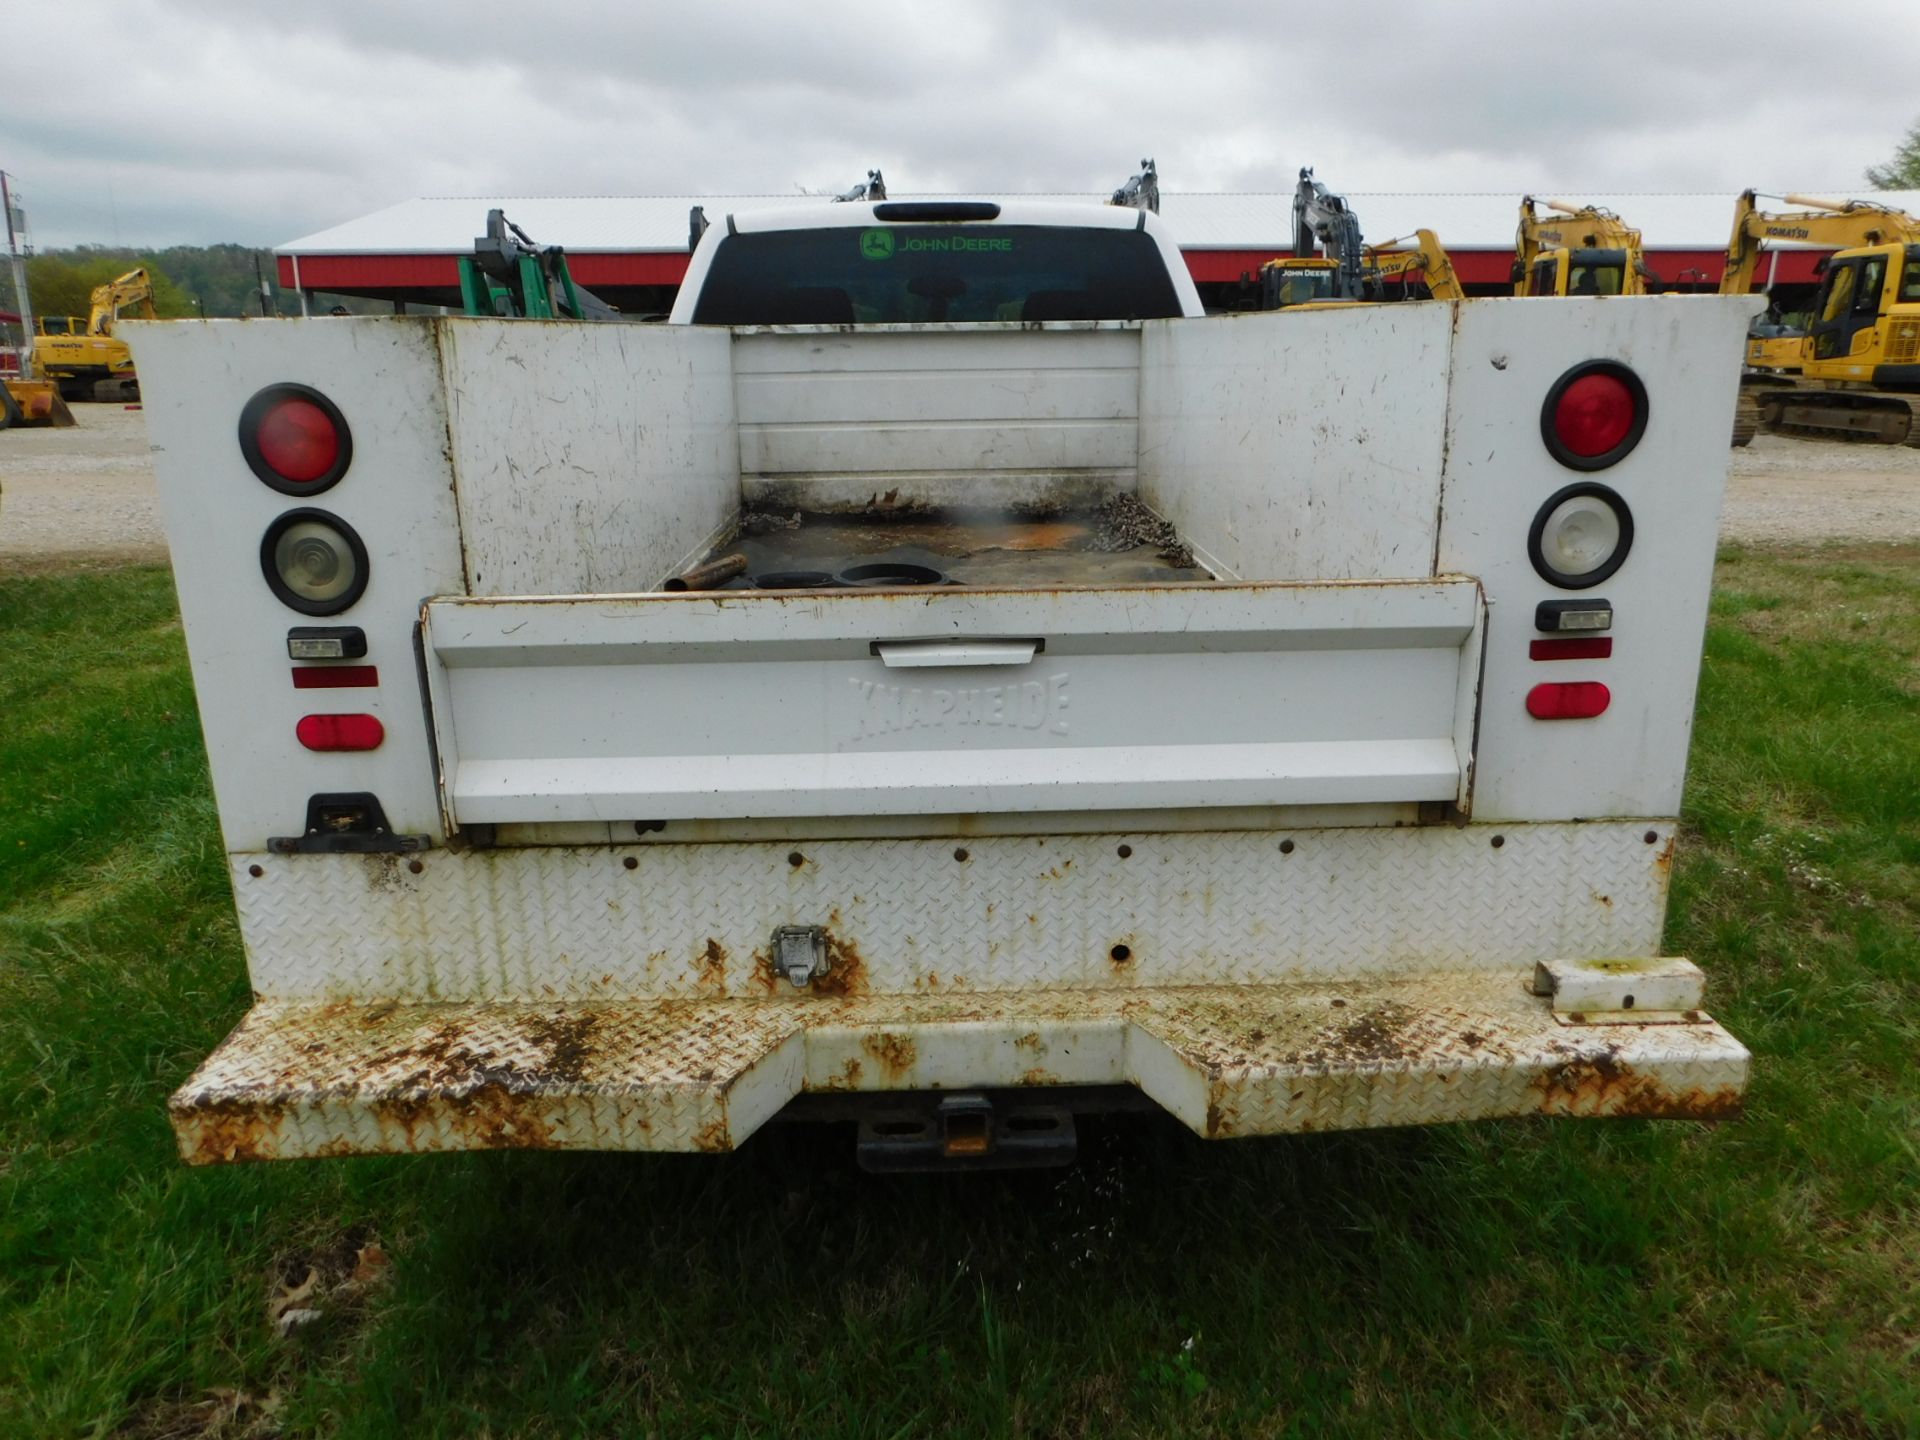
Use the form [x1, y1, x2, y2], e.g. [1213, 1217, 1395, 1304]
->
[421, 580, 1484, 825]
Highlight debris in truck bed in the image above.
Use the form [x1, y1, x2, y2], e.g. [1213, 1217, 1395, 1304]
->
[1088, 493, 1195, 568]
[664, 552, 749, 591]
[860, 487, 927, 515]
[710, 502, 1213, 588]
[740, 508, 803, 535]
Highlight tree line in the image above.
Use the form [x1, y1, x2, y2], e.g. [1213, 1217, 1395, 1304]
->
[5, 244, 389, 323]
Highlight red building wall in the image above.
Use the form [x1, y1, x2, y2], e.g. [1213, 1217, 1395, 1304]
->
[279, 246, 1829, 296]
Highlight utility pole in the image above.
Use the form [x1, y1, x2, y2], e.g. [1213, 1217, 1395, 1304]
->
[2, 170, 33, 347]
[253, 251, 273, 316]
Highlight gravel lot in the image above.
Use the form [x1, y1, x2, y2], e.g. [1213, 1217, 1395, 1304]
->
[3, 404, 1917, 571]
[0, 407, 167, 572]
[1718, 432, 1920, 544]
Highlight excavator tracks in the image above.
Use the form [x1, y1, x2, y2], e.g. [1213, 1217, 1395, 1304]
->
[1753, 384, 1920, 448]
[1730, 390, 1761, 447]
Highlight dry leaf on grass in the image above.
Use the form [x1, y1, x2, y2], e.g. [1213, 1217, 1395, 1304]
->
[267, 1267, 317, 1323]
[274, 1307, 324, 1339]
[349, 1242, 390, 1287]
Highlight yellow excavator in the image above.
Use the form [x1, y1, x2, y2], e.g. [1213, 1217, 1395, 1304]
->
[1363, 230, 1468, 301]
[1259, 256, 1345, 309]
[1261, 171, 1465, 309]
[1264, 230, 1466, 308]
[1513, 197, 1656, 297]
[1, 320, 76, 428]
[0, 198, 74, 426]
[33, 266, 155, 401]
[1720, 191, 1920, 445]
[1259, 168, 1367, 310]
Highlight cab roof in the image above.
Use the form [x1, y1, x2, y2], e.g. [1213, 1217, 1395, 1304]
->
[726, 198, 1165, 235]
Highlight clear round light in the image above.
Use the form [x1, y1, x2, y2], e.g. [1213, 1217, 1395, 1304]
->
[1539, 493, 1622, 577]
[273, 519, 359, 604]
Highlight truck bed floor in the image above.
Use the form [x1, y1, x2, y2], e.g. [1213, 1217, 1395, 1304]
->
[707, 505, 1214, 589]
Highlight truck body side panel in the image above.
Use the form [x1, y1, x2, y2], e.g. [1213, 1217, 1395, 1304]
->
[442, 322, 738, 597]
[1137, 305, 1454, 582]
[1435, 298, 1756, 820]
[130, 319, 461, 851]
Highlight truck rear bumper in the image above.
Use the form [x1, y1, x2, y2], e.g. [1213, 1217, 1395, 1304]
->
[169, 971, 1747, 1163]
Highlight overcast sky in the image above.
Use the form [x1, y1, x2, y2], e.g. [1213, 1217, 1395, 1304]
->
[6, 0, 1919, 249]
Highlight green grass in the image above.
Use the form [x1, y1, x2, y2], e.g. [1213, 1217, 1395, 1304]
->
[1, 551, 1915, 1439]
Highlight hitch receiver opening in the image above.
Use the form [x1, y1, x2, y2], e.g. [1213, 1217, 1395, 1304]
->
[855, 1092, 1077, 1172]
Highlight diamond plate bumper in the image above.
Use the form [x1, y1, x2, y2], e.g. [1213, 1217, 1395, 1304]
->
[168, 971, 1748, 1163]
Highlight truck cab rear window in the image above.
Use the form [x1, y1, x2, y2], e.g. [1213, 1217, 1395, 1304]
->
[690, 225, 1184, 325]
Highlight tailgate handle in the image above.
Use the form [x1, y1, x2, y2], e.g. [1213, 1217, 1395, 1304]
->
[873, 639, 1041, 669]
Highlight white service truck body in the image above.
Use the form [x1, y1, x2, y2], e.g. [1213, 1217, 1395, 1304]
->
[132, 239, 1758, 1165]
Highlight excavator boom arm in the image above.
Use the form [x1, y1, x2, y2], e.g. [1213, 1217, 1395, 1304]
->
[88, 268, 158, 333]
[1363, 230, 1466, 301]
[1292, 168, 1366, 300]
[1721, 192, 1920, 294]
[1515, 195, 1652, 296]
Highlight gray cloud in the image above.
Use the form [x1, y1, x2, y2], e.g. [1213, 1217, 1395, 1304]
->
[5, 0, 1918, 247]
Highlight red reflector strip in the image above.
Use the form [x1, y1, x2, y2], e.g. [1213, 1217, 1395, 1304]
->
[291, 665, 378, 689]
[296, 713, 386, 751]
[1528, 637, 1614, 662]
[1526, 682, 1611, 720]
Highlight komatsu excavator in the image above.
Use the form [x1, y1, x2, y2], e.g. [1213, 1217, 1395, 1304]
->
[1363, 231, 1467, 301]
[1513, 197, 1656, 298]
[1720, 190, 1920, 445]
[33, 266, 155, 401]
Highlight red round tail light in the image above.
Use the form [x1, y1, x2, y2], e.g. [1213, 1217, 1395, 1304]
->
[1541, 361, 1646, 470]
[258, 399, 338, 479]
[1554, 374, 1634, 453]
[240, 384, 352, 493]
[296, 713, 386, 751]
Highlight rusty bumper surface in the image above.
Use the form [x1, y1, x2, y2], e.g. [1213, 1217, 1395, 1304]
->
[168, 972, 1749, 1164]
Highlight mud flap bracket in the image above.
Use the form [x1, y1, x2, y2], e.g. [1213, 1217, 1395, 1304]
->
[1532, 955, 1706, 1020]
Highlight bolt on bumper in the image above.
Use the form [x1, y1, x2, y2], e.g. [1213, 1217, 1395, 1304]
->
[168, 968, 1749, 1165]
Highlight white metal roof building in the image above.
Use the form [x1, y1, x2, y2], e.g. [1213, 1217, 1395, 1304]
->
[275, 189, 1920, 302]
